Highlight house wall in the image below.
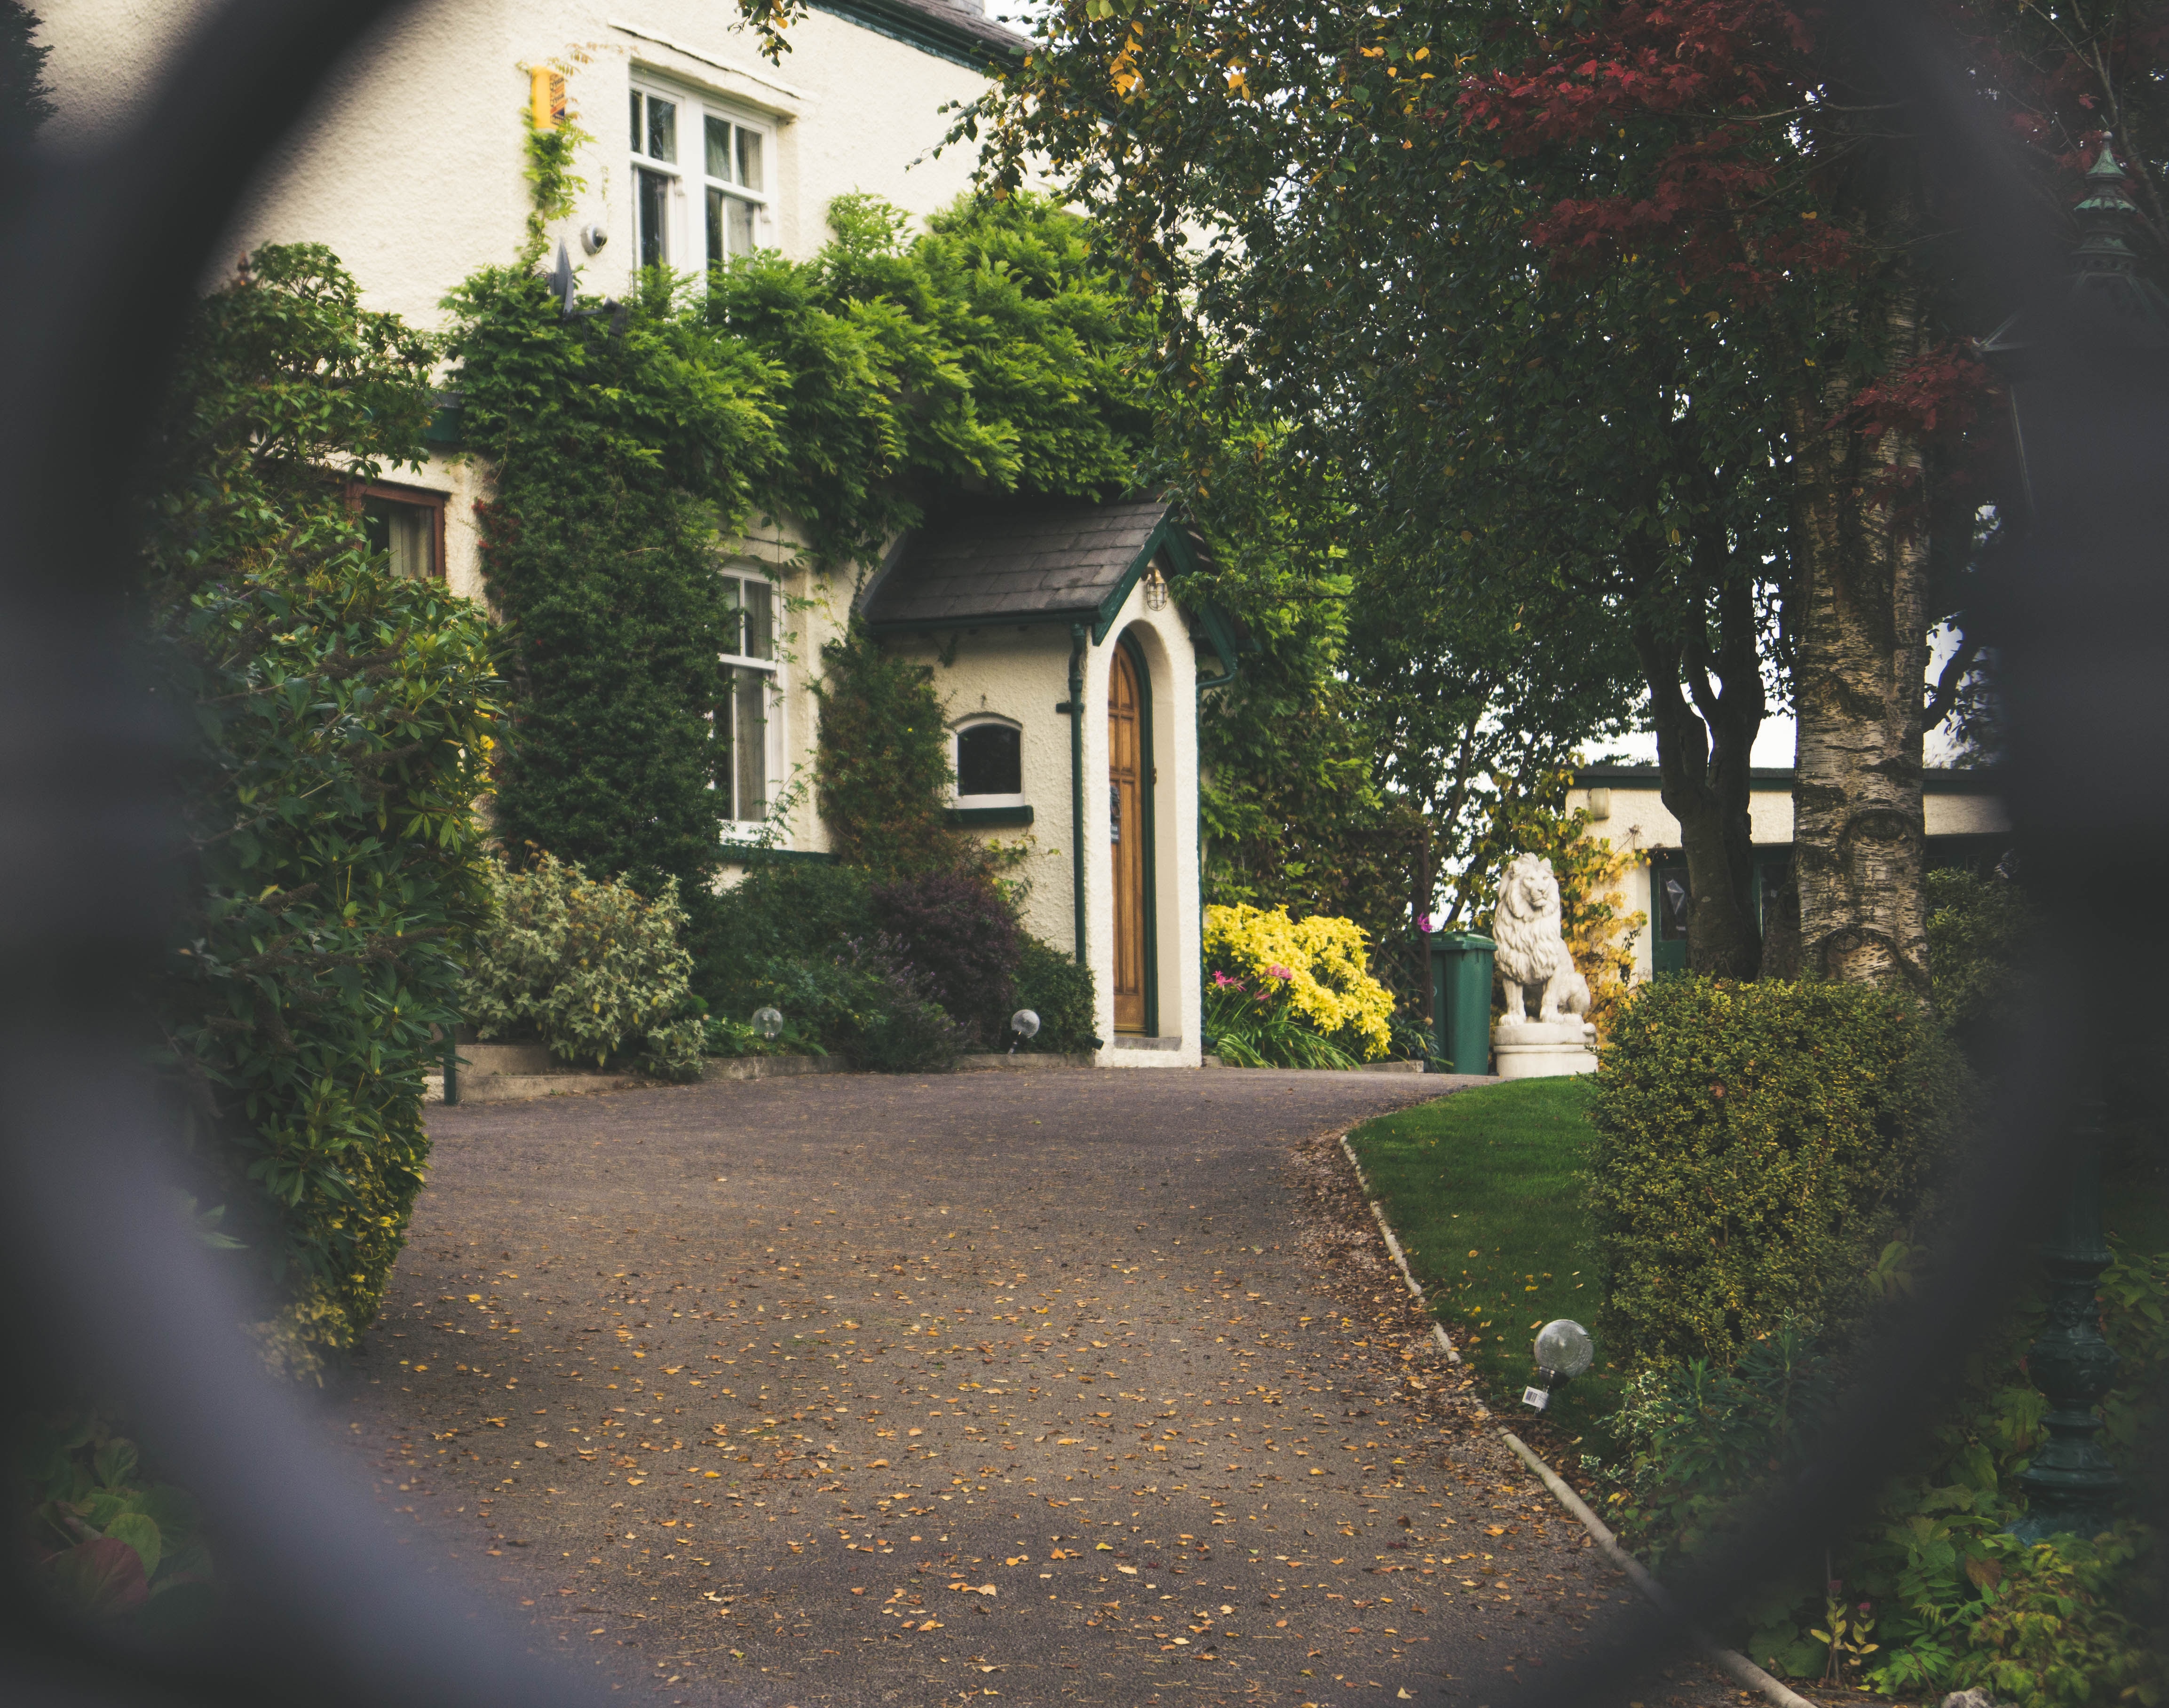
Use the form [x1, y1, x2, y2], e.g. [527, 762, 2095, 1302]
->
[1564, 773, 2012, 982]
[41, 0, 994, 326]
[42, 0, 1001, 606]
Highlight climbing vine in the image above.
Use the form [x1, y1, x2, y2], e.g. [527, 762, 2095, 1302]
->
[447, 88, 1153, 938]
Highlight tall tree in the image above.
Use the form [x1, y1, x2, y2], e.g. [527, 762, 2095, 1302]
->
[961, 0, 1786, 975]
[956, 0, 2164, 987]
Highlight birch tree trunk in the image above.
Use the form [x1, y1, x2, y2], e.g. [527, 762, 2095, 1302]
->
[1786, 269, 1934, 991]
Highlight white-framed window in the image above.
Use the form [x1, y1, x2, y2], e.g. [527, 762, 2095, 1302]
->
[716, 570, 780, 826]
[953, 716, 1025, 807]
[629, 79, 773, 278]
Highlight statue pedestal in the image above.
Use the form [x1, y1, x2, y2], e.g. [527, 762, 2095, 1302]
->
[1492, 1018, 1599, 1080]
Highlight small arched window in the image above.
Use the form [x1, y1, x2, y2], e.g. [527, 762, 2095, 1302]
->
[956, 719, 1023, 799]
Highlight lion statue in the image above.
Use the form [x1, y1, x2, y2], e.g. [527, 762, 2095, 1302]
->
[1493, 854, 1592, 1028]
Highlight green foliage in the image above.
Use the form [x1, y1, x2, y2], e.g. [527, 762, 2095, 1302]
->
[1605, 1321, 1837, 1570]
[706, 192, 1153, 564]
[24, 1414, 214, 1630]
[444, 262, 776, 925]
[691, 861, 874, 1013]
[1926, 866, 2040, 1073]
[1014, 935, 1098, 1054]
[813, 624, 962, 881]
[459, 850, 705, 1079]
[1589, 976, 1969, 1369]
[1599, 1241, 2169, 1704]
[143, 244, 499, 1366]
[1202, 973, 1360, 1070]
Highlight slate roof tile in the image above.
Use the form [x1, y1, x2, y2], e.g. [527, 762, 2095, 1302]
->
[861, 500, 1179, 627]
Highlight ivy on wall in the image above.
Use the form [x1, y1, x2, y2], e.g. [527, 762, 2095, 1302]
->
[446, 126, 1154, 917]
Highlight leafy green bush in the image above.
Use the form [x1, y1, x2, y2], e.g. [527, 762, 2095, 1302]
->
[690, 860, 875, 1012]
[142, 244, 499, 1370]
[459, 850, 705, 1079]
[1014, 936, 1099, 1053]
[1605, 1320, 1835, 1571]
[1589, 976, 1969, 1369]
[24, 1415, 214, 1631]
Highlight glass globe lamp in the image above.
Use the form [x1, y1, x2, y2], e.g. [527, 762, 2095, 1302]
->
[752, 1005, 785, 1042]
[1522, 1318, 1594, 1412]
[1008, 1008, 1041, 1054]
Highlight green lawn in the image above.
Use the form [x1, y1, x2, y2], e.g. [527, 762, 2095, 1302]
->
[1347, 1077, 1623, 1441]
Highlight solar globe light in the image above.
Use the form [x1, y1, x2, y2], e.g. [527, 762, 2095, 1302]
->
[1521, 1318, 1593, 1412]
[1008, 1008, 1041, 1055]
[752, 1005, 785, 1043]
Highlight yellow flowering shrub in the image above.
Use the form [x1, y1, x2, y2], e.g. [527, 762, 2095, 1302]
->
[1203, 903, 1395, 1060]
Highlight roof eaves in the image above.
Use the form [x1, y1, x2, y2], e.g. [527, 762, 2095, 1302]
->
[808, 0, 1025, 71]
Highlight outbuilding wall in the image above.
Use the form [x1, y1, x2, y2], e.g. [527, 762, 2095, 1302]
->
[879, 571, 1206, 1068]
[1564, 770, 2013, 983]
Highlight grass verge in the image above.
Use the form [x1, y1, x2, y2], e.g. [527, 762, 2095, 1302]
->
[1346, 1076, 1623, 1445]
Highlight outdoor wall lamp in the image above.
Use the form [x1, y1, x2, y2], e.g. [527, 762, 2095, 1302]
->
[1008, 1008, 1040, 1054]
[753, 1006, 784, 1042]
[1522, 1318, 1594, 1412]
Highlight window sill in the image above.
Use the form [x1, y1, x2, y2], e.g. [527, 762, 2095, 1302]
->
[947, 804, 1033, 828]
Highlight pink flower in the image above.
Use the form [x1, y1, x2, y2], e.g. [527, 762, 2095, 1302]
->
[1211, 970, 1239, 988]
[1266, 963, 1294, 981]
[1417, 913, 1434, 934]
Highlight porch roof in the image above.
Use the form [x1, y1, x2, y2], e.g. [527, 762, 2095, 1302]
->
[859, 500, 1208, 641]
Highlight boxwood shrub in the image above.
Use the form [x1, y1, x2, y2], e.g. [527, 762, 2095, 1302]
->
[1589, 976, 1971, 1370]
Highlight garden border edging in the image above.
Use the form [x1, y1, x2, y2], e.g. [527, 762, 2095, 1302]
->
[1498, 1429, 1821, 1708]
[1337, 1131, 1464, 1367]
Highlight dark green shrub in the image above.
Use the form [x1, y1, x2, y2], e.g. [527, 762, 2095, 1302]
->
[850, 939, 971, 1073]
[143, 244, 499, 1372]
[1015, 937, 1099, 1053]
[871, 870, 1021, 1045]
[689, 860, 874, 1016]
[1589, 976, 1969, 1370]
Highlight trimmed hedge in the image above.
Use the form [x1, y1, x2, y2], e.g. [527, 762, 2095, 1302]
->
[1589, 976, 1970, 1369]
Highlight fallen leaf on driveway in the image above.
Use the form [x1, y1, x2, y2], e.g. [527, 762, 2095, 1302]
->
[1116, 1566, 1138, 1576]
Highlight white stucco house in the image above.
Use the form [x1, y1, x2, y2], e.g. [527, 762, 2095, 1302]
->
[39, 0, 1231, 1061]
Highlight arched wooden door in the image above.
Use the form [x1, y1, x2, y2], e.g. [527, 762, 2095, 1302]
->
[1108, 643, 1151, 1033]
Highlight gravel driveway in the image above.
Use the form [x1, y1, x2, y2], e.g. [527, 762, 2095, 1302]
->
[335, 1069, 1748, 1708]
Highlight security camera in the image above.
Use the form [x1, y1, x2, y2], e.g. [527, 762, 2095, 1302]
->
[580, 223, 609, 255]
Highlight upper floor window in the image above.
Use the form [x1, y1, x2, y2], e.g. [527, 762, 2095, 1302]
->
[955, 718, 1023, 803]
[630, 81, 773, 278]
[716, 571, 778, 826]
[356, 481, 444, 580]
